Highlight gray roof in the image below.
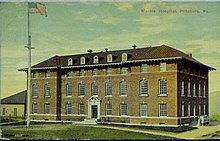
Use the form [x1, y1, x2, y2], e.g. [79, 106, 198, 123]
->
[1, 90, 27, 104]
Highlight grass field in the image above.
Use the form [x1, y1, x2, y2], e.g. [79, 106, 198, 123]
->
[1, 124, 175, 140]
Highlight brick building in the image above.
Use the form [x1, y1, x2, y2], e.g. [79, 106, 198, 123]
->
[19, 45, 215, 126]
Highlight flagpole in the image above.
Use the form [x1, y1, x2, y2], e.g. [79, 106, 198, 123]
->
[26, 3, 34, 127]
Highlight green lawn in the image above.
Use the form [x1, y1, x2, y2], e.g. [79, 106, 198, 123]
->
[2, 124, 175, 140]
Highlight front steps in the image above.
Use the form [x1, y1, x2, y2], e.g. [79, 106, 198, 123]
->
[72, 118, 97, 125]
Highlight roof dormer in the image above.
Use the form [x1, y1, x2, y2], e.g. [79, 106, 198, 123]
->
[93, 55, 99, 64]
[68, 58, 73, 66]
[107, 54, 113, 63]
[80, 57, 85, 65]
[122, 53, 127, 62]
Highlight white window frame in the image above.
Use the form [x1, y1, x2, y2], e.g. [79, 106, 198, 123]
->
[122, 53, 127, 62]
[181, 81, 185, 96]
[66, 103, 72, 114]
[92, 68, 98, 76]
[121, 67, 129, 74]
[203, 84, 206, 97]
[78, 82, 85, 96]
[68, 58, 73, 66]
[181, 104, 185, 117]
[120, 104, 127, 116]
[106, 103, 112, 115]
[32, 103, 38, 114]
[106, 68, 112, 75]
[158, 79, 167, 96]
[140, 104, 148, 117]
[193, 83, 196, 97]
[66, 83, 72, 96]
[80, 57, 85, 65]
[93, 56, 99, 64]
[92, 81, 98, 96]
[107, 54, 113, 63]
[44, 103, 50, 114]
[141, 64, 148, 72]
[2, 108, 7, 116]
[188, 104, 191, 116]
[140, 79, 148, 96]
[45, 83, 51, 97]
[199, 84, 201, 97]
[160, 62, 166, 72]
[45, 70, 51, 78]
[105, 81, 112, 96]
[32, 84, 38, 97]
[120, 80, 127, 96]
[188, 82, 191, 97]
[79, 103, 85, 115]
[159, 103, 167, 117]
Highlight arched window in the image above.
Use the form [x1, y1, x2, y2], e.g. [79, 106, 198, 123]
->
[120, 80, 127, 96]
[92, 81, 98, 96]
[107, 54, 113, 63]
[80, 57, 85, 65]
[68, 58, 73, 66]
[93, 56, 99, 64]
[45, 83, 50, 97]
[122, 53, 127, 62]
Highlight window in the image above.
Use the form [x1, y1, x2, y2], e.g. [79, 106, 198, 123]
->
[193, 83, 196, 97]
[45, 83, 50, 97]
[32, 84, 38, 97]
[79, 69, 84, 76]
[32, 103, 38, 114]
[66, 83, 72, 96]
[106, 103, 112, 115]
[159, 79, 167, 96]
[121, 67, 129, 74]
[199, 104, 201, 115]
[141, 64, 148, 72]
[78, 82, 85, 96]
[203, 84, 206, 97]
[105, 81, 112, 96]
[33, 72, 38, 78]
[14, 108, 17, 117]
[199, 84, 201, 97]
[79, 103, 84, 114]
[140, 79, 148, 96]
[92, 68, 98, 76]
[92, 81, 98, 96]
[68, 58, 73, 66]
[120, 104, 127, 115]
[93, 56, 99, 64]
[181, 104, 185, 117]
[159, 103, 167, 116]
[120, 80, 127, 96]
[66, 103, 72, 114]
[181, 81, 185, 96]
[140, 104, 148, 116]
[160, 62, 166, 72]
[188, 104, 191, 116]
[80, 57, 85, 65]
[2, 108, 6, 116]
[106, 68, 112, 75]
[44, 103, 50, 114]
[66, 71, 72, 77]
[107, 54, 113, 63]
[122, 53, 127, 62]
[188, 82, 191, 97]
[204, 104, 206, 115]
[193, 104, 196, 116]
[45, 70, 51, 78]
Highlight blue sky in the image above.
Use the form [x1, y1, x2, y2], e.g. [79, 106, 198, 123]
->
[1, 1, 220, 98]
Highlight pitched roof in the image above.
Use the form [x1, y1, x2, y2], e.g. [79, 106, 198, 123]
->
[1, 90, 27, 104]
[19, 45, 215, 71]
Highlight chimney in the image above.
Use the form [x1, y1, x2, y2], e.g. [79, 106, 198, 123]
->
[105, 48, 108, 52]
[88, 49, 93, 53]
[132, 44, 136, 49]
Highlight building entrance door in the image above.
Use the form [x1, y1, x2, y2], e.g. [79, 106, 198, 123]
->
[92, 105, 98, 118]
